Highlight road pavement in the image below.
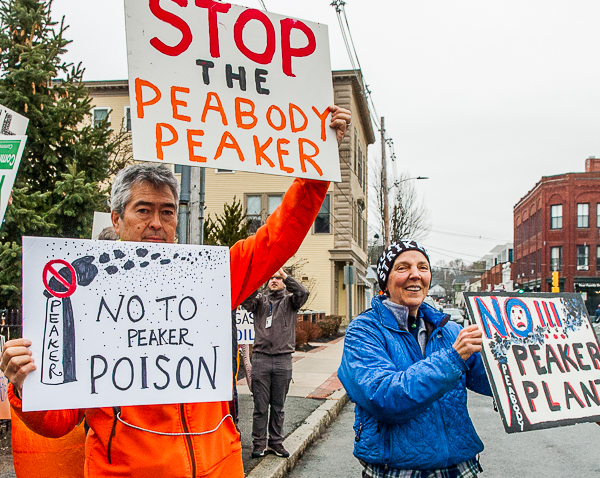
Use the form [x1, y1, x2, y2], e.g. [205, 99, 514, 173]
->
[290, 393, 600, 477]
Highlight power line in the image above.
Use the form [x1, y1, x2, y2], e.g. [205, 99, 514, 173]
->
[256, 0, 267, 11]
[429, 227, 511, 243]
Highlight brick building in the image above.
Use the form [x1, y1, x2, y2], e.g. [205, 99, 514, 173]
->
[513, 157, 600, 311]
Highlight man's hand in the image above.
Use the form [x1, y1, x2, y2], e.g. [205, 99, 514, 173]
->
[0, 338, 36, 399]
[328, 105, 352, 145]
[277, 267, 288, 280]
[452, 324, 483, 361]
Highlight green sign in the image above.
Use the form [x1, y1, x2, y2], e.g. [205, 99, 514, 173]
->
[0, 139, 21, 169]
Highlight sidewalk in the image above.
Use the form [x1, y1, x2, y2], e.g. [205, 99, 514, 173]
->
[239, 336, 348, 478]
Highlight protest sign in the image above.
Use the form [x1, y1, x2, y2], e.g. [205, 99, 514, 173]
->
[124, 1, 340, 181]
[22, 237, 232, 411]
[0, 336, 10, 420]
[0, 135, 27, 225]
[465, 292, 600, 433]
[0, 104, 28, 136]
[236, 306, 254, 344]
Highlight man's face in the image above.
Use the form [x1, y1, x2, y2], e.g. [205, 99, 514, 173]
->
[386, 251, 431, 316]
[268, 275, 286, 291]
[111, 182, 177, 243]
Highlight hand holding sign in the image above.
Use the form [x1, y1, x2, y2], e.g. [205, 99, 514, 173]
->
[0, 338, 35, 398]
[328, 105, 351, 145]
[452, 324, 483, 361]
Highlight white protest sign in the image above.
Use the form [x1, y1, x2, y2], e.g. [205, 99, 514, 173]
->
[0, 135, 27, 225]
[465, 292, 600, 433]
[124, 1, 340, 181]
[236, 306, 254, 344]
[22, 237, 232, 412]
[0, 336, 9, 420]
[0, 104, 29, 136]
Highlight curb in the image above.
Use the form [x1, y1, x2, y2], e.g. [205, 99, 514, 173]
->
[246, 388, 349, 478]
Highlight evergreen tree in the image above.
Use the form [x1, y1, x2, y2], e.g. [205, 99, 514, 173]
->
[203, 197, 250, 247]
[0, 0, 118, 308]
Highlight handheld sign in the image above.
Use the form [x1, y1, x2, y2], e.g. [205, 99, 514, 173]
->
[465, 292, 600, 433]
[0, 134, 27, 225]
[236, 306, 254, 344]
[22, 237, 232, 412]
[124, 1, 340, 181]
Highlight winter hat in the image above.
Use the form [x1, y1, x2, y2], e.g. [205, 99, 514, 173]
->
[376, 240, 430, 292]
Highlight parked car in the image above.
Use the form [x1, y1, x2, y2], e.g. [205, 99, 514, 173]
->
[443, 307, 467, 326]
[424, 296, 443, 311]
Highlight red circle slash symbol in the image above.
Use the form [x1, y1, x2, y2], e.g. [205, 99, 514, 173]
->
[43, 260, 77, 298]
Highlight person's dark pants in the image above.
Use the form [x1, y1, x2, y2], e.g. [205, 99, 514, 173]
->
[251, 352, 293, 449]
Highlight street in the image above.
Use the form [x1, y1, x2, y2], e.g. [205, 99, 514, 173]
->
[289, 392, 600, 477]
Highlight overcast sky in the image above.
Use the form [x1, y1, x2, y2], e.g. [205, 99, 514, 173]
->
[51, 0, 600, 266]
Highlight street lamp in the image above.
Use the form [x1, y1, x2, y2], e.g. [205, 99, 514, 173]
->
[390, 176, 429, 190]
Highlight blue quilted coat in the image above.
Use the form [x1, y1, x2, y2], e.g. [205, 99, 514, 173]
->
[338, 296, 492, 470]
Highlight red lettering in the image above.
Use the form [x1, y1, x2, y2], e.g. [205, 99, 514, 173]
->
[135, 78, 162, 119]
[201, 92, 228, 125]
[299, 138, 322, 176]
[235, 98, 258, 129]
[214, 131, 245, 162]
[156, 123, 178, 160]
[277, 138, 293, 173]
[266, 105, 286, 131]
[234, 9, 276, 64]
[149, 0, 193, 57]
[187, 129, 206, 162]
[253, 136, 274, 167]
[289, 103, 308, 132]
[280, 19, 316, 77]
[312, 106, 330, 142]
[171, 86, 191, 122]
[195, 0, 232, 58]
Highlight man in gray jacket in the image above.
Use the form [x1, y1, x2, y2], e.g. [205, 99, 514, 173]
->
[242, 267, 309, 459]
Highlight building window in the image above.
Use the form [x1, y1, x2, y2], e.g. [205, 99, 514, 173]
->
[246, 196, 262, 234]
[597, 246, 600, 270]
[92, 107, 109, 128]
[577, 245, 589, 271]
[357, 143, 363, 188]
[314, 194, 331, 234]
[597, 203, 600, 227]
[577, 203, 589, 228]
[267, 195, 282, 216]
[550, 205, 562, 229]
[550, 247, 562, 271]
[124, 106, 131, 132]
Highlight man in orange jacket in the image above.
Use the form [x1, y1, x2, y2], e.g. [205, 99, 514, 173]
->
[0, 105, 351, 478]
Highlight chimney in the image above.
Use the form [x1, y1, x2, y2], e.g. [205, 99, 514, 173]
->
[585, 156, 600, 172]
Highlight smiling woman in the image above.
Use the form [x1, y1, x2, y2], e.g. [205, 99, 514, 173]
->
[339, 239, 493, 477]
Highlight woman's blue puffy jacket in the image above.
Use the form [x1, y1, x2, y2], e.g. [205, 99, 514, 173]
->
[338, 296, 492, 470]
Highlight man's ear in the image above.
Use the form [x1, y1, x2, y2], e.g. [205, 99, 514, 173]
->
[111, 211, 121, 236]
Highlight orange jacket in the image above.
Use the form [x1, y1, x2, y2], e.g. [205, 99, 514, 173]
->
[10, 178, 329, 478]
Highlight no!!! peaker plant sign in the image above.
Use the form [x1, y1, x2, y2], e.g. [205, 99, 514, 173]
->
[464, 292, 600, 433]
[22, 237, 232, 412]
[124, 1, 340, 181]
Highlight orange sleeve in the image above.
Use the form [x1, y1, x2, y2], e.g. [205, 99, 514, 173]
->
[8, 383, 85, 438]
[229, 178, 329, 309]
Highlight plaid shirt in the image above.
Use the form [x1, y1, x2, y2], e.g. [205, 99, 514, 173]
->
[361, 458, 480, 478]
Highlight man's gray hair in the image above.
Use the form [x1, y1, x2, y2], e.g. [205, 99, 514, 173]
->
[111, 163, 180, 218]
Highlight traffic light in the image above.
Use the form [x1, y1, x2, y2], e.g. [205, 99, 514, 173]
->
[551, 271, 559, 293]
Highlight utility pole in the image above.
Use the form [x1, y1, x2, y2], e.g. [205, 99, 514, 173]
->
[189, 166, 206, 245]
[381, 116, 390, 247]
